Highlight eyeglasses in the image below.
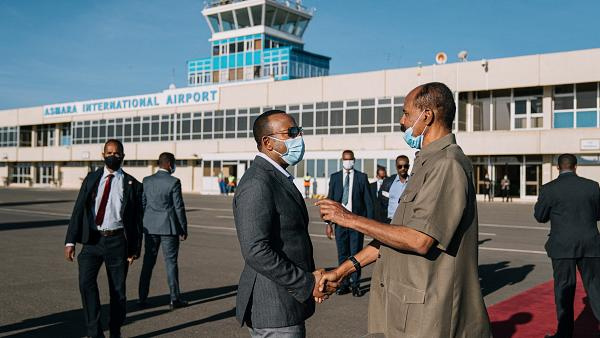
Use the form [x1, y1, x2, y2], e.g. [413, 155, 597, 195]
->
[268, 126, 303, 138]
[397, 164, 410, 169]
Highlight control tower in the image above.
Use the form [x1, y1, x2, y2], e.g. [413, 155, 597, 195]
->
[187, 0, 330, 86]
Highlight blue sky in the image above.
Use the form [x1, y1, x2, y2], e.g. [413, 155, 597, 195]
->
[0, 0, 598, 109]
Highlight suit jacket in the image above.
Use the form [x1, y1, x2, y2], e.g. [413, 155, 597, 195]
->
[64, 168, 144, 257]
[376, 174, 398, 218]
[534, 171, 600, 258]
[369, 180, 387, 222]
[142, 170, 188, 236]
[233, 155, 316, 329]
[328, 169, 374, 219]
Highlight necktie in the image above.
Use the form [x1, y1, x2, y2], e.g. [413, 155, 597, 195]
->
[95, 174, 114, 226]
[342, 171, 350, 205]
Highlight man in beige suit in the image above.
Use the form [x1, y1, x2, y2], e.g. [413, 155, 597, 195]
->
[317, 82, 491, 337]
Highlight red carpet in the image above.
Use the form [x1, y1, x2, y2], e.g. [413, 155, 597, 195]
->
[488, 274, 599, 337]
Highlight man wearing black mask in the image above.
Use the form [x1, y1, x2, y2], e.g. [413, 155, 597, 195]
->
[64, 139, 143, 338]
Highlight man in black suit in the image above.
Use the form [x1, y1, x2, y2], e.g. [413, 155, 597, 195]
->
[534, 153, 600, 338]
[379, 155, 410, 224]
[325, 150, 374, 296]
[64, 139, 143, 338]
[369, 166, 388, 223]
[233, 110, 335, 337]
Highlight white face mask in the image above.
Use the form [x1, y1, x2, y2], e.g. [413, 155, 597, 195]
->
[342, 160, 355, 170]
[171, 164, 176, 174]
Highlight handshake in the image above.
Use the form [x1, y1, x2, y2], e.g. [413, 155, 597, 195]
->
[312, 268, 344, 303]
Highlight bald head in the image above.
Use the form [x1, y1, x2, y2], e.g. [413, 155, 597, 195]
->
[407, 82, 456, 130]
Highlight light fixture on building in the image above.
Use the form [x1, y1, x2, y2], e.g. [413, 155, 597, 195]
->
[435, 52, 447, 65]
[481, 59, 489, 72]
[458, 50, 468, 62]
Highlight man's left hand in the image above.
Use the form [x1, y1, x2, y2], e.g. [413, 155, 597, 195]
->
[315, 199, 356, 228]
[127, 255, 138, 266]
[180, 234, 187, 241]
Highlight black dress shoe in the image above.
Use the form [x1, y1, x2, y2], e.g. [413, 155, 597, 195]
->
[169, 299, 189, 311]
[352, 286, 364, 297]
[336, 286, 351, 295]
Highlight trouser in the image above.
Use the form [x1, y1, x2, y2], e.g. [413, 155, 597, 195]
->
[78, 234, 128, 338]
[139, 234, 181, 302]
[502, 188, 510, 201]
[219, 181, 226, 194]
[551, 257, 600, 338]
[249, 322, 306, 338]
[335, 226, 364, 288]
[304, 186, 310, 198]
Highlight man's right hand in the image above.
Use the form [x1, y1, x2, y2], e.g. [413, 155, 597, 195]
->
[318, 268, 344, 293]
[325, 223, 333, 240]
[64, 246, 75, 262]
[312, 269, 338, 303]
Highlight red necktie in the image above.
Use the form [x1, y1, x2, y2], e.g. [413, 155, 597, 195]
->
[95, 174, 114, 226]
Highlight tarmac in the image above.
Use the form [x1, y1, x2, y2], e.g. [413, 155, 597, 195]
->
[0, 188, 575, 337]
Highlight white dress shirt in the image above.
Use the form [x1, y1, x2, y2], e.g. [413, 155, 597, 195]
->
[342, 169, 354, 212]
[66, 167, 124, 247]
[93, 167, 124, 230]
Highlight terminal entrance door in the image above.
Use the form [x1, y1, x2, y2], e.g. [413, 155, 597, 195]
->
[494, 164, 520, 198]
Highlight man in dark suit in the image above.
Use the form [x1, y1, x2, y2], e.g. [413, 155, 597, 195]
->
[325, 150, 374, 297]
[379, 155, 410, 224]
[64, 139, 143, 338]
[534, 153, 600, 338]
[138, 152, 188, 310]
[369, 166, 388, 223]
[233, 110, 335, 337]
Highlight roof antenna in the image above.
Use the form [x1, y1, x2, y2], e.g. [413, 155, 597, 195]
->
[169, 68, 176, 90]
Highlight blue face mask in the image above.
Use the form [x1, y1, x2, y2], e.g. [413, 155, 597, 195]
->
[402, 110, 428, 149]
[269, 135, 305, 166]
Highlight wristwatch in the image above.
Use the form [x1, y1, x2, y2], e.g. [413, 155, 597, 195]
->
[348, 256, 361, 273]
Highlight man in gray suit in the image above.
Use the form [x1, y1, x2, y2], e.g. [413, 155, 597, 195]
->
[233, 110, 336, 338]
[138, 152, 188, 310]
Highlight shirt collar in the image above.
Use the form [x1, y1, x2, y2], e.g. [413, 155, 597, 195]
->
[417, 133, 456, 162]
[257, 152, 292, 179]
[394, 174, 408, 183]
[103, 166, 123, 178]
[158, 168, 170, 174]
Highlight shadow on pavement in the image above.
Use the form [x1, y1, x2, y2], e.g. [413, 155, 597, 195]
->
[491, 312, 533, 337]
[0, 200, 74, 207]
[130, 308, 236, 338]
[0, 285, 238, 337]
[479, 261, 535, 297]
[0, 219, 70, 231]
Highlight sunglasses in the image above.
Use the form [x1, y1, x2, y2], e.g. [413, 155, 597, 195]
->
[269, 126, 303, 138]
[397, 164, 410, 169]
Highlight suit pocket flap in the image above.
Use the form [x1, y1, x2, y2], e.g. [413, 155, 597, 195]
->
[389, 283, 425, 304]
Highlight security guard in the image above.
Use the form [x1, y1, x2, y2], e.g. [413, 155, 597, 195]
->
[317, 82, 491, 337]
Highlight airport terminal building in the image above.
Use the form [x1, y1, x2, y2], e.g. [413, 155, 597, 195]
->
[1, 0, 600, 200]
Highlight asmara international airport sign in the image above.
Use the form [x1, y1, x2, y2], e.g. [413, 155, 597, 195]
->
[43, 86, 219, 116]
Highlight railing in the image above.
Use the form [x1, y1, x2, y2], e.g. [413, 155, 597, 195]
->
[204, 0, 313, 14]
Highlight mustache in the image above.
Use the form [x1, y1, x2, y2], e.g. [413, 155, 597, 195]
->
[400, 124, 407, 132]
